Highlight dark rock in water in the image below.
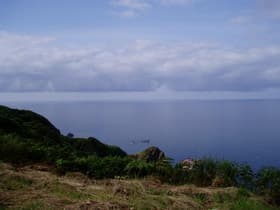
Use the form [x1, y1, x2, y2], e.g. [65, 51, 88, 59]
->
[137, 146, 165, 162]
[67, 132, 74, 138]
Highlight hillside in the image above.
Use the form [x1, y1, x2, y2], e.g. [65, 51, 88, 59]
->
[0, 105, 280, 209]
[0, 105, 126, 163]
[0, 105, 60, 141]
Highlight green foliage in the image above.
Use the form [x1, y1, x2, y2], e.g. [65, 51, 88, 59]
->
[152, 159, 177, 183]
[56, 156, 131, 179]
[50, 181, 92, 200]
[125, 160, 154, 178]
[0, 134, 77, 163]
[70, 137, 126, 157]
[0, 105, 126, 164]
[193, 193, 208, 204]
[87, 156, 131, 178]
[168, 163, 190, 185]
[189, 158, 217, 186]
[0, 105, 60, 142]
[256, 167, 280, 204]
[213, 192, 233, 203]
[0, 134, 45, 163]
[215, 160, 239, 187]
[230, 198, 278, 210]
[236, 188, 250, 199]
[237, 164, 254, 189]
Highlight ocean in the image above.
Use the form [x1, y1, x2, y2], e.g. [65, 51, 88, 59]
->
[3, 99, 280, 169]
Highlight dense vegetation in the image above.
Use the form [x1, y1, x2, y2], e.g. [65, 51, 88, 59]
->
[0, 105, 126, 163]
[1, 105, 280, 206]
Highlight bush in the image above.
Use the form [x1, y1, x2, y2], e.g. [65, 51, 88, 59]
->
[213, 160, 238, 187]
[87, 156, 131, 178]
[125, 160, 154, 178]
[189, 158, 217, 187]
[237, 164, 254, 189]
[169, 163, 190, 185]
[0, 134, 45, 163]
[152, 160, 175, 183]
[56, 156, 131, 179]
[256, 167, 280, 204]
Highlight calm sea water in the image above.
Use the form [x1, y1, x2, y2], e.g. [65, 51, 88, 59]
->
[3, 100, 280, 169]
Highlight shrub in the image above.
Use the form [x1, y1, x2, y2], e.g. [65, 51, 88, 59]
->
[237, 164, 254, 189]
[169, 163, 190, 185]
[0, 134, 45, 163]
[152, 159, 178, 183]
[87, 156, 131, 178]
[56, 156, 131, 179]
[214, 160, 238, 187]
[125, 160, 154, 178]
[256, 167, 280, 204]
[189, 158, 217, 186]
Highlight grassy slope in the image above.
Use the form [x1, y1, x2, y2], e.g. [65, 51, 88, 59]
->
[0, 163, 278, 210]
[0, 105, 126, 162]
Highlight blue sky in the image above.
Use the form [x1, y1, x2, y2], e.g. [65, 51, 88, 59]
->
[0, 0, 280, 98]
[1, 0, 276, 45]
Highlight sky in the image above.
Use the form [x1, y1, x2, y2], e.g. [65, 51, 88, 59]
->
[1, 0, 280, 99]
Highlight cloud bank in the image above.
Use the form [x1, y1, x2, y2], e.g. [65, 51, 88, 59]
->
[1, 31, 280, 92]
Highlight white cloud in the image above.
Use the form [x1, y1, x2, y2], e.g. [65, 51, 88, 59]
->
[1, 31, 280, 92]
[119, 10, 138, 17]
[112, 0, 151, 10]
[111, 0, 151, 17]
[159, 0, 193, 6]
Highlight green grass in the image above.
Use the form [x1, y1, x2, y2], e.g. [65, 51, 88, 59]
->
[0, 175, 32, 190]
[213, 192, 233, 203]
[18, 201, 54, 210]
[49, 181, 92, 201]
[231, 199, 279, 210]
[193, 192, 208, 204]
[130, 194, 172, 210]
[236, 187, 250, 199]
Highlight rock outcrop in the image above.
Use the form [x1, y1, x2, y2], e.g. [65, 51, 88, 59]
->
[137, 146, 165, 162]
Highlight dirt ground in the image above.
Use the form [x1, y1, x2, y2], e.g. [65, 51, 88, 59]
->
[0, 163, 274, 210]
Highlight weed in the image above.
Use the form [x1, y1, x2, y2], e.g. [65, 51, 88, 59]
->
[0, 175, 32, 190]
[231, 199, 278, 210]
